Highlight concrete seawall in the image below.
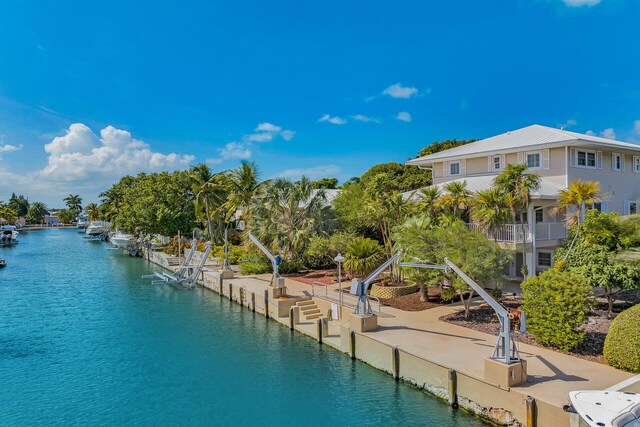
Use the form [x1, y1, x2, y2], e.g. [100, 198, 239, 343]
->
[142, 249, 636, 426]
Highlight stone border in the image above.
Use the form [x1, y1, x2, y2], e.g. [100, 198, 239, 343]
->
[370, 283, 418, 299]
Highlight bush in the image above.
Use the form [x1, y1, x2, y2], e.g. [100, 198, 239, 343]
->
[306, 232, 358, 269]
[344, 237, 385, 279]
[163, 236, 205, 256]
[604, 304, 640, 373]
[239, 260, 271, 275]
[279, 259, 308, 274]
[213, 244, 248, 265]
[521, 269, 593, 352]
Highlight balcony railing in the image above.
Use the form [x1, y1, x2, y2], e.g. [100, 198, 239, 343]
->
[465, 222, 566, 243]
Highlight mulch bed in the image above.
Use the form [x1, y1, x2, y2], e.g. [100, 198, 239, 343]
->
[378, 287, 449, 311]
[439, 298, 626, 364]
[285, 269, 345, 286]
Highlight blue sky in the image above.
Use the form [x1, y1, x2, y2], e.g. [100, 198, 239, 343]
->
[0, 0, 639, 205]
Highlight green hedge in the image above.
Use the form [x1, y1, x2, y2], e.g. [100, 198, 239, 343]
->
[521, 269, 593, 352]
[604, 304, 640, 373]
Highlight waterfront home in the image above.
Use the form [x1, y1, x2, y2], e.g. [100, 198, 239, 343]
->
[406, 124, 640, 279]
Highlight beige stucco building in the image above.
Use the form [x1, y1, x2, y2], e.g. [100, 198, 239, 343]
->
[406, 124, 640, 279]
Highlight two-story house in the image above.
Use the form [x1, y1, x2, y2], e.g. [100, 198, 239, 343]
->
[405, 124, 640, 279]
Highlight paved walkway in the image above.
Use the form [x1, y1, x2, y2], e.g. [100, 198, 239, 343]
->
[247, 273, 632, 408]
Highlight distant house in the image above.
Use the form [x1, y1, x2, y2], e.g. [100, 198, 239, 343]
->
[406, 124, 640, 279]
[44, 215, 60, 225]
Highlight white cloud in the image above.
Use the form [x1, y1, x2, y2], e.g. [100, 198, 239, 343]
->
[601, 128, 616, 140]
[562, 0, 601, 6]
[221, 141, 251, 160]
[382, 83, 418, 99]
[244, 122, 294, 142]
[395, 112, 412, 122]
[318, 114, 347, 125]
[352, 114, 380, 123]
[585, 130, 596, 136]
[280, 130, 296, 141]
[0, 143, 22, 153]
[633, 120, 640, 135]
[38, 123, 195, 183]
[558, 119, 577, 129]
[278, 165, 341, 180]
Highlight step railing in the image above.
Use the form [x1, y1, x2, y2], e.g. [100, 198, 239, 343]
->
[311, 281, 387, 317]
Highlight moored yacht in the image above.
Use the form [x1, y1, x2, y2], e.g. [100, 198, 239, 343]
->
[85, 221, 108, 237]
[566, 390, 640, 427]
[76, 214, 89, 230]
[110, 231, 136, 249]
[0, 225, 19, 247]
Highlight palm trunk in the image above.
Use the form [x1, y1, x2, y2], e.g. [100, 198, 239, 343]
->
[205, 198, 214, 247]
[420, 285, 428, 302]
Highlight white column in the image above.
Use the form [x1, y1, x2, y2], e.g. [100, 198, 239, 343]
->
[525, 204, 536, 279]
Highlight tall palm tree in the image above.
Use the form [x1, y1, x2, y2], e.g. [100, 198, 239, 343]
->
[470, 188, 511, 241]
[437, 181, 471, 219]
[551, 180, 602, 262]
[222, 161, 263, 225]
[191, 164, 228, 246]
[85, 203, 100, 221]
[250, 177, 333, 259]
[27, 201, 49, 224]
[63, 194, 83, 213]
[493, 164, 541, 276]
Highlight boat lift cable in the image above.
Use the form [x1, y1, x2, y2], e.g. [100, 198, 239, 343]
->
[398, 257, 525, 365]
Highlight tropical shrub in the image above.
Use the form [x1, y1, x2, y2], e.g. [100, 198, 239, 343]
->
[344, 237, 385, 279]
[521, 269, 593, 352]
[604, 304, 640, 373]
[279, 259, 308, 274]
[305, 232, 358, 268]
[213, 244, 248, 265]
[163, 237, 205, 255]
[239, 259, 271, 275]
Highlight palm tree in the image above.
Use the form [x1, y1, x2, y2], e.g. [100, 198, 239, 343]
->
[493, 164, 541, 277]
[437, 181, 471, 219]
[85, 203, 100, 221]
[343, 237, 385, 279]
[191, 164, 228, 246]
[250, 177, 334, 259]
[416, 186, 441, 218]
[26, 201, 49, 224]
[470, 188, 511, 241]
[551, 180, 602, 262]
[63, 194, 83, 213]
[222, 161, 263, 225]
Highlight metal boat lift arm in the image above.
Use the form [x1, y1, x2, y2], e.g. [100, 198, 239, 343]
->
[353, 251, 402, 315]
[247, 232, 282, 287]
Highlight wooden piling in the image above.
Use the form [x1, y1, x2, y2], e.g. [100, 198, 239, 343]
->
[526, 396, 536, 427]
[448, 369, 458, 407]
[392, 346, 400, 380]
[251, 292, 255, 312]
[228, 282, 233, 301]
[289, 307, 295, 330]
[316, 319, 323, 344]
[264, 290, 269, 319]
[349, 330, 356, 359]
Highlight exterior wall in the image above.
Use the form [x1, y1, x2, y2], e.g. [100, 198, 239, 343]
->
[432, 147, 567, 185]
[568, 149, 640, 215]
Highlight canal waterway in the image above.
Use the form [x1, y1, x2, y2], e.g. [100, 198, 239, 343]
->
[0, 228, 486, 426]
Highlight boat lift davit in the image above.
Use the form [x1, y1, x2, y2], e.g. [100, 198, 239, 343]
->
[142, 240, 212, 288]
[247, 232, 286, 297]
[399, 257, 526, 365]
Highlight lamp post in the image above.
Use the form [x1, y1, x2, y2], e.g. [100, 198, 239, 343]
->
[334, 253, 345, 320]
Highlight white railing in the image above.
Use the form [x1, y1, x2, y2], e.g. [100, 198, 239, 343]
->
[465, 222, 565, 243]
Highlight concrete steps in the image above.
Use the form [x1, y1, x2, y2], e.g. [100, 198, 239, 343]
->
[296, 299, 325, 321]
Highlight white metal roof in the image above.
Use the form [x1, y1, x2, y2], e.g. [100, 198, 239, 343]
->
[406, 124, 640, 166]
[403, 174, 565, 200]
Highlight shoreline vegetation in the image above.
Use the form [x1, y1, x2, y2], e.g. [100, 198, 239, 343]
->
[4, 136, 640, 372]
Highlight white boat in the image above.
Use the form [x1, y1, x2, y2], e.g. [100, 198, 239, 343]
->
[110, 232, 136, 249]
[85, 221, 107, 237]
[76, 214, 89, 230]
[0, 225, 19, 247]
[568, 390, 640, 427]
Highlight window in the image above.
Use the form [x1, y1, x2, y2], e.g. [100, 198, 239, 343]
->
[526, 152, 541, 169]
[538, 252, 552, 267]
[515, 212, 528, 223]
[450, 162, 460, 176]
[535, 210, 543, 223]
[634, 156, 640, 173]
[612, 153, 625, 172]
[493, 156, 501, 171]
[625, 201, 638, 216]
[576, 150, 596, 168]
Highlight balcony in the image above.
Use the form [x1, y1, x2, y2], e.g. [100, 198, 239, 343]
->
[465, 222, 566, 243]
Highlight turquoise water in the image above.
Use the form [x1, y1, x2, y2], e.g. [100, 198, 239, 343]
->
[0, 229, 486, 426]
